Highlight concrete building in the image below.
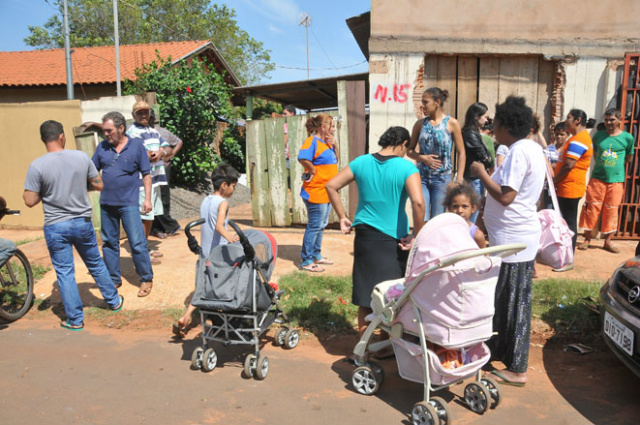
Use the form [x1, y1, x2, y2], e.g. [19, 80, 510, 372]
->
[365, 0, 640, 143]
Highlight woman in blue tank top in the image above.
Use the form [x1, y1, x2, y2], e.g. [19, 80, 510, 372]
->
[408, 87, 466, 221]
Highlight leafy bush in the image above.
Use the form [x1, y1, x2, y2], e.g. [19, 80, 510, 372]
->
[125, 54, 234, 186]
[219, 136, 245, 173]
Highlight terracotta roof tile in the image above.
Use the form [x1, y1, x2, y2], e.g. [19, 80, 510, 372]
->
[0, 40, 224, 87]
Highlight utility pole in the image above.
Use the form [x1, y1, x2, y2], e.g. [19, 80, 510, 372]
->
[298, 13, 311, 80]
[113, 0, 121, 96]
[62, 0, 73, 99]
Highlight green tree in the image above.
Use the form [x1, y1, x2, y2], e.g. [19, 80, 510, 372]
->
[26, 0, 273, 84]
[125, 54, 242, 186]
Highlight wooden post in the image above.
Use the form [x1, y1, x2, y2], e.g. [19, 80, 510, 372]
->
[337, 80, 366, 220]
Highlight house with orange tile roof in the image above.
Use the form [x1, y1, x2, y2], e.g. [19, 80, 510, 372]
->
[0, 40, 240, 103]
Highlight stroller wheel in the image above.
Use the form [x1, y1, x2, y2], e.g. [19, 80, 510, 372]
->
[411, 401, 440, 425]
[190, 346, 204, 370]
[202, 348, 218, 372]
[284, 329, 300, 349]
[255, 355, 269, 380]
[243, 354, 257, 378]
[352, 365, 380, 396]
[429, 396, 451, 425]
[464, 382, 490, 414]
[274, 327, 288, 346]
[479, 377, 501, 409]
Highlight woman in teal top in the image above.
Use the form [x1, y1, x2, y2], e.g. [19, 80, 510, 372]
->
[326, 127, 425, 336]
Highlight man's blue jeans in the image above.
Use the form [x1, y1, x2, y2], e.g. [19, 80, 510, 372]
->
[301, 200, 331, 267]
[43, 217, 121, 326]
[0, 237, 17, 268]
[421, 172, 451, 221]
[100, 205, 153, 286]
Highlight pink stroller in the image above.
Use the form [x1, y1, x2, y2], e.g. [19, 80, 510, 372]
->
[350, 213, 525, 425]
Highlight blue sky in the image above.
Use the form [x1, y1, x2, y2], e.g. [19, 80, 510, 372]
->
[0, 0, 370, 84]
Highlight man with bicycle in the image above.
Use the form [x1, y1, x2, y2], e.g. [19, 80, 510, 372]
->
[0, 196, 17, 268]
[23, 120, 124, 331]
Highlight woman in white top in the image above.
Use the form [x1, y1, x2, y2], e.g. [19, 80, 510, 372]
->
[469, 96, 546, 387]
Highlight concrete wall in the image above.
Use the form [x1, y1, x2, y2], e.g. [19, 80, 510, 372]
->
[81, 95, 139, 124]
[562, 58, 622, 124]
[0, 100, 82, 228]
[368, 53, 425, 150]
[0, 84, 118, 104]
[0, 95, 143, 228]
[371, 0, 640, 57]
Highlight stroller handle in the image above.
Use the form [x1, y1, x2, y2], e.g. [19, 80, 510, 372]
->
[228, 220, 255, 261]
[185, 218, 205, 239]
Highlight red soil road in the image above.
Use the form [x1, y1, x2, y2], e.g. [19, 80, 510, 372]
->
[1, 203, 639, 424]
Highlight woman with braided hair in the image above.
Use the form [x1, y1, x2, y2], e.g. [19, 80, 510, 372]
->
[326, 126, 425, 336]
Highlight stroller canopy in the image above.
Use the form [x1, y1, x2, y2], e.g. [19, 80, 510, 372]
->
[406, 213, 479, 285]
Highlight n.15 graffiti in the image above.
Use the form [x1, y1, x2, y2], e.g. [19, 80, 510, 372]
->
[374, 83, 412, 103]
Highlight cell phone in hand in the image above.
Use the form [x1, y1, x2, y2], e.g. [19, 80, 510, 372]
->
[301, 172, 311, 181]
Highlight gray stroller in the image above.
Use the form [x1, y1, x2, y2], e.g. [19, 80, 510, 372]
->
[184, 219, 299, 379]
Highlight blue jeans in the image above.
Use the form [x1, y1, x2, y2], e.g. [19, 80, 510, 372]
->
[421, 172, 451, 221]
[0, 237, 17, 268]
[44, 217, 120, 326]
[468, 178, 485, 224]
[301, 200, 331, 267]
[100, 205, 153, 285]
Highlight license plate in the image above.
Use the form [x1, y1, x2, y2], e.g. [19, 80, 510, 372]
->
[604, 311, 634, 356]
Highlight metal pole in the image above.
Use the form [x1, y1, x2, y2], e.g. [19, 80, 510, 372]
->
[62, 0, 73, 99]
[305, 23, 309, 80]
[113, 0, 121, 96]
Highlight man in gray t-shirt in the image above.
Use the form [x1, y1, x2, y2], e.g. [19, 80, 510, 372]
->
[23, 120, 123, 331]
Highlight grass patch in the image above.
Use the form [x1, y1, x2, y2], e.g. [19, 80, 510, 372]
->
[16, 236, 44, 246]
[532, 278, 603, 336]
[32, 264, 50, 281]
[278, 271, 357, 334]
[162, 308, 184, 323]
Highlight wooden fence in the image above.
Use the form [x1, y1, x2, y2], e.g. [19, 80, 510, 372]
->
[246, 112, 351, 227]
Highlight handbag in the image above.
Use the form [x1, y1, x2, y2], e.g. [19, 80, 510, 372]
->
[536, 165, 574, 269]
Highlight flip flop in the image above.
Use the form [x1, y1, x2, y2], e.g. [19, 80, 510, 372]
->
[577, 241, 591, 250]
[167, 226, 182, 236]
[490, 370, 526, 387]
[138, 281, 153, 297]
[314, 258, 334, 265]
[110, 295, 124, 312]
[603, 245, 620, 254]
[60, 319, 84, 331]
[300, 264, 325, 273]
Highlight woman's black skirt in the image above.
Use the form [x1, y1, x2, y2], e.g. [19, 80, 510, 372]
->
[352, 224, 408, 307]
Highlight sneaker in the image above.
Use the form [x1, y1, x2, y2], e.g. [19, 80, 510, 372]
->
[552, 264, 574, 272]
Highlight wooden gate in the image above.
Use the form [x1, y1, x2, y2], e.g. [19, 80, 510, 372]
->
[617, 53, 640, 239]
[424, 55, 555, 139]
[246, 112, 351, 227]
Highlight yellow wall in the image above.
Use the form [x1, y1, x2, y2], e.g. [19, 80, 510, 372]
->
[0, 100, 82, 228]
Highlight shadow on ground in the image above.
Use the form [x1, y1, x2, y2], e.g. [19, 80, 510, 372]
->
[541, 305, 640, 425]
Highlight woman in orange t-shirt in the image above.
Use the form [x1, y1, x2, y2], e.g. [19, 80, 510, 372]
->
[552, 109, 595, 271]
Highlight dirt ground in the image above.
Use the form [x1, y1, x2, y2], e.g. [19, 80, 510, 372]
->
[1, 203, 640, 424]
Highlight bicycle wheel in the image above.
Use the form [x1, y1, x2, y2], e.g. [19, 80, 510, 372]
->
[0, 249, 35, 322]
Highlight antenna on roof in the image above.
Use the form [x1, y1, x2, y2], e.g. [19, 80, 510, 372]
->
[298, 12, 312, 80]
